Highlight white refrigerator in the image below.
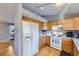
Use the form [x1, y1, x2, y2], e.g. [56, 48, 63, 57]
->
[22, 21, 39, 56]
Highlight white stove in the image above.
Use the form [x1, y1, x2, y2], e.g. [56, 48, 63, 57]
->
[50, 32, 62, 51]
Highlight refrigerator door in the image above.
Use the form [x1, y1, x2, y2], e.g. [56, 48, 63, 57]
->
[22, 21, 32, 56]
[31, 23, 39, 55]
[22, 21, 39, 56]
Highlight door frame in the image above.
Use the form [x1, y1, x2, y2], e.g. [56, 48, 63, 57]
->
[14, 3, 23, 56]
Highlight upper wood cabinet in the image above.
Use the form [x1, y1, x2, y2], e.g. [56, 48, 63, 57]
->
[58, 20, 63, 25]
[74, 17, 79, 30]
[42, 22, 47, 30]
[62, 19, 74, 30]
[47, 20, 60, 30]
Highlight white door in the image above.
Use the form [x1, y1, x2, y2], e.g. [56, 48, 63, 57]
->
[22, 21, 32, 56]
[31, 23, 39, 55]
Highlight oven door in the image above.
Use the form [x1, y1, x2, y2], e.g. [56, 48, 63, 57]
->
[50, 35, 62, 51]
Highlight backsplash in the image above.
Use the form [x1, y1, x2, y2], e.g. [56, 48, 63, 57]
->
[40, 30, 53, 36]
[63, 30, 79, 38]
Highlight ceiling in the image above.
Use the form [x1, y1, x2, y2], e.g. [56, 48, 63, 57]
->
[23, 3, 79, 21]
[65, 3, 79, 14]
[23, 3, 67, 16]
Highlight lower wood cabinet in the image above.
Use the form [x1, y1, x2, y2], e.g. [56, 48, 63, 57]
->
[63, 39, 73, 54]
[39, 36, 50, 48]
[46, 36, 50, 46]
[73, 41, 79, 56]
[39, 36, 46, 48]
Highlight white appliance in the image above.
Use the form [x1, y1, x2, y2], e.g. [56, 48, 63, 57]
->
[50, 32, 62, 51]
[22, 21, 39, 56]
[50, 25, 63, 51]
[9, 25, 15, 40]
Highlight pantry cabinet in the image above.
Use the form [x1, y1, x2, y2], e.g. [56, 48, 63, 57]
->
[63, 39, 73, 54]
[62, 19, 74, 30]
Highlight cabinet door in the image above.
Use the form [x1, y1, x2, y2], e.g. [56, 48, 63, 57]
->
[39, 36, 46, 48]
[46, 36, 50, 46]
[74, 17, 79, 30]
[73, 42, 79, 56]
[47, 20, 58, 30]
[58, 20, 63, 25]
[63, 39, 73, 54]
[62, 19, 74, 30]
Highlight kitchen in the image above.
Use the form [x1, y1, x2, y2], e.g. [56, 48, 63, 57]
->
[22, 3, 79, 56]
[0, 3, 79, 56]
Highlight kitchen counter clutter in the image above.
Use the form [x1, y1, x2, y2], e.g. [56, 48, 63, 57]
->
[40, 35, 51, 38]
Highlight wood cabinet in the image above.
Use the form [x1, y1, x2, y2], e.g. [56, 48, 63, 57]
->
[58, 20, 63, 25]
[73, 41, 79, 56]
[62, 17, 79, 30]
[39, 36, 46, 48]
[63, 39, 73, 54]
[47, 20, 59, 30]
[42, 22, 47, 29]
[47, 17, 79, 30]
[46, 36, 50, 46]
[74, 17, 79, 30]
[39, 36, 50, 48]
[62, 19, 74, 30]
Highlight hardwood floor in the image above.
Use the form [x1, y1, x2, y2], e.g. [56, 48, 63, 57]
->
[36, 46, 61, 56]
[0, 41, 71, 56]
[0, 41, 15, 56]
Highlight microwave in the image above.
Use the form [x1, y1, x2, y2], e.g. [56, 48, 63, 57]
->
[66, 32, 74, 37]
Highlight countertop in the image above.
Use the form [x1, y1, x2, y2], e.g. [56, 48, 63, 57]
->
[40, 34, 51, 37]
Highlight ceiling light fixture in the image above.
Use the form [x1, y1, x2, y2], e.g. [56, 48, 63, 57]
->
[56, 3, 64, 6]
[40, 7, 44, 10]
